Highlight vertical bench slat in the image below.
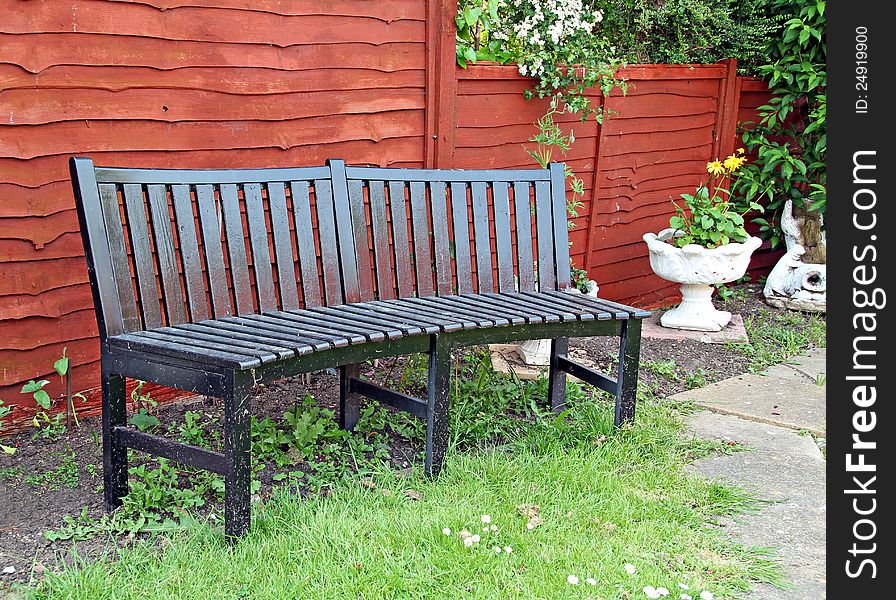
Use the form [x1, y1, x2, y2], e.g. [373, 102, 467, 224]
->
[290, 181, 322, 308]
[314, 179, 344, 306]
[147, 185, 187, 325]
[268, 182, 299, 311]
[122, 183, 163, 329]
[534, 180, 556, 291]
[470, 181, 493, 293]
[171, 185, 209, 322]
[513, 181, 535, 292]
[195, 184, 232, 318]
[220, 183, 255, 315]
[450, 182, 473, 294]
[243, 183, 276, 312]
[98, 183, 140, 332]
[409, 181, 434, 296]
[329, 160, 360, 304]
[492, 181, 514, 293]
[368, 180, 395, 300]
[429, 181, 453, 295]
[347, 180, 375, 302]
[388, 181, 414, 297]
[550, 163, 571, 288]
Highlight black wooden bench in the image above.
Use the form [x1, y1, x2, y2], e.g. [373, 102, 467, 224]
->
[70, 157, 648, 537]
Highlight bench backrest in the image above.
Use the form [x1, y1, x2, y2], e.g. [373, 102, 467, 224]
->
[71, 158, 571, 341]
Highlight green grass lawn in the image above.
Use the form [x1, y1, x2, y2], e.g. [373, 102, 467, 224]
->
[31, 386, 778, 599]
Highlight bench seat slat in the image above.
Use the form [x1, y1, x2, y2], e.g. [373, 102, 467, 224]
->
[379, 298, 478, 330]
[317, 305, 429, 336]
[446, 295, 527, 326]
[519, 291, 610, 320]
[179, 321, 328, 353]
[221, 316, 348, 348]
[170, 323, 307, 357]
[478, 293, 564, 323]
[242, 313, 366, 345]
[511, 292, 593, 321]
[110, 333, 261, 369]
[305, 306, 407, 339]
[163, 325, 297, 359]
[413, 296, 509, 327]
[467, 294, 553, 324]
[541, 291, 629, 319]
[270, 311, 389, 343]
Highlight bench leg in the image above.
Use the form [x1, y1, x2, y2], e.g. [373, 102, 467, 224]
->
[339, 363, 362, 431]
[615, 319, 643, 426]
[548, 337, 569, 413]
[424, 335, 450, 477]
[101, 365, 128, 511]
[224, 371, 253, 539]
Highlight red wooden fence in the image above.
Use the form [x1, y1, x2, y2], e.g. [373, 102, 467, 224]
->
[0, 0, 775, 432]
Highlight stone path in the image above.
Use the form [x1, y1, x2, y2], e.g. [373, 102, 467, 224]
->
[671, 348, 826, 599]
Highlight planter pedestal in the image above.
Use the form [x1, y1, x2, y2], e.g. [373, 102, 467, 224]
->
[660, 283, 731, 332]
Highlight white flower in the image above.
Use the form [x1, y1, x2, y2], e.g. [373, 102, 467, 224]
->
[681, 595, 692, 600]
[657, 588, 670, 597]
[483, 527, 490, 532]
[526, 522, 536, 530]
[471, 534, 480, 543]
[458, 529, 471, 539]
[481, 515, 492, 524]
[442, 528, 451, 536]
[494, 546, 502, 553]
[504, 546, 513, 554]
[463, 537, 474, 547]
[699, 592, 714, 600]
[567, 575, 580, 585]
[644, 586, 662, 600]
[625, 563, 637, 575]
[678, 584, 690, 590]
[490, 524, 498, 531]
[585, 578, 597, 586]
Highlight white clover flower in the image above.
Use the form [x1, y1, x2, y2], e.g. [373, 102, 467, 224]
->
[490, 524, 498, 532]
[678, 584, 690, 590]
[526, 522, 536, 530]
[699, 592, 714, 600]
[458, 529, 471, 539]
[471, 534, 480, 543]
[644, 586, 662, 600]
[494, 546, 502, 553]
[481, 515, 492, 524]
[442, 527, 451, 536]
[463, 537, 474, 547]
[680, 595, 692, 600]
[483, 527, 490, 532]
[585, 578, 597, 586]
[657, 588, 670, 597]
[625, 563, 637, 575]
[567, 575, 580, 585]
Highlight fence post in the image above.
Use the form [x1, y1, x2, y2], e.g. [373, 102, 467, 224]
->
[583, 92, 608, 276]
[424, 0, 458, 169]
[713, 58, 740, 160]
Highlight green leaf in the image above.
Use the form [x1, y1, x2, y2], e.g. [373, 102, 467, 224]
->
[54, 356, 70, 377]
[130, 411, 161, 432]
[21, 379, 49, 394]
[463, 47, 477, 62]
[34, 390, 52, 410]
[0, 444, 15, 455]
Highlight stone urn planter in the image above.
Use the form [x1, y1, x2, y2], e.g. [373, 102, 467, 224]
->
[643, 228, 762, 332]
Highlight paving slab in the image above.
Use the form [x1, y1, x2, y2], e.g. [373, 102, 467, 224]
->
[642, 312, 749, 344]
[685, 411, 826, 599]
[670, 371, 825, 437]
[782, 348, 826, 382]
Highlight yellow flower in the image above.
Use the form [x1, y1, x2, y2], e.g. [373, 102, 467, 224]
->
[723, 154, 746, 172]
[706, 161, 725, 176]
[737, 147, 745, 154]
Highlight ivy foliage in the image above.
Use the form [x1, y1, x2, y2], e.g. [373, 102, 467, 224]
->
[733, 0, 825, 248]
